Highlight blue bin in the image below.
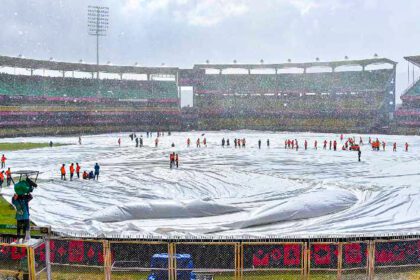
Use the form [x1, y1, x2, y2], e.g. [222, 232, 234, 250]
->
[148, 253, 196, 280]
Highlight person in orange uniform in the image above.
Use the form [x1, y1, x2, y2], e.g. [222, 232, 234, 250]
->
[405, 142, 409, 152]
[76, 163, 81, 179]
[1, 154, 6, 168]
[5, 168, 12, 186]
[187, 138, 191, 147]
[0, 171, 4, 188]
[60, 164, 66, 180]
[169, 153, 175, 169]
[69, 163, 75, 181]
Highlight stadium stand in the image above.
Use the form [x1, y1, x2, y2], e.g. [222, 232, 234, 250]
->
[394, 56, 420, 134]
[0, 56, 181, 136]
[0, 73, 178, 100]
[190, 59, 396, 133]
[0, 56, 400, 135]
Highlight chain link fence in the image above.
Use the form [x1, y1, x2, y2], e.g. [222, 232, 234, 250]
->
[308, 242, 339, 279]
[0, 242, 29, 280]
[110, 241, 170, 280]
[242, 242, 304, 279]
[341, 241, 369, 280]
[46, 238, 105, 280]
[174, 242, 237, 280]
[33, 240, 48, 280]
[1, 234, 419, 280]
[373, 239, 420, 280]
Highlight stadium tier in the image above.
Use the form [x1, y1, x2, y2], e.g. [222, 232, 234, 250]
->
[192, 62, 396, 132]
[0, 56, 400, 135]
[194, 71, 392, 94]
[394, 56, 420, 134]
[0, 56, 181, 136]
[0, 73, 178, 100]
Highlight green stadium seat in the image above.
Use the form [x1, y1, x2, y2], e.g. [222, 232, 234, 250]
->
[0, 73, 178, 100]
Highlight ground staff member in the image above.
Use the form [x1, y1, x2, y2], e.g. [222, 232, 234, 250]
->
[12, 193, 33, 241]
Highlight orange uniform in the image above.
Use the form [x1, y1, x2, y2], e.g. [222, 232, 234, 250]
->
[5, 169, 11, 186]
[69, 164, 75, 180]
[60, 165, 66, 180]
[1, 155, 6, 168]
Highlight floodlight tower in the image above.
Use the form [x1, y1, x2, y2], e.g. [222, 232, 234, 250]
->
[88, 5, 109, 80]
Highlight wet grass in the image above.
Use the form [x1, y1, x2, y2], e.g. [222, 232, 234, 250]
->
[0, 142, 56, 235]
[0, 194, 17, 235]
[0, 142, 65, 151]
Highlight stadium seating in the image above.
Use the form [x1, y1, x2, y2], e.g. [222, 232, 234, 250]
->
[402, 79, 420, 97]
[0, 73, 178, 100]
[0, 63, 397, 134]
[0, 73, 181, 134]
[196, 70, 394, 94]
[395, 78, 420, 130]
[193, 69, 394, 132]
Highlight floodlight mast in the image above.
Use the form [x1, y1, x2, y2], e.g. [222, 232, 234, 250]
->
[88, 6, 109, 81]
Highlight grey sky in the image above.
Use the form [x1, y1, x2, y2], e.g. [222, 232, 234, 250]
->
[0, 0, 419, 101]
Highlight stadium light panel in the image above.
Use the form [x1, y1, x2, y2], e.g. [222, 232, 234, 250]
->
[88, 5, 109, 81]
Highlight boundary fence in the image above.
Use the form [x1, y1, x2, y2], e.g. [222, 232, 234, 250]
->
[0, 230, 419, 280]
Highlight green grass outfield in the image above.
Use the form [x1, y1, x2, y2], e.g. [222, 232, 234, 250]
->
[0, 142, 65, 151]
[0, 194, 17, 235]
[0, 142, 64, 234]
